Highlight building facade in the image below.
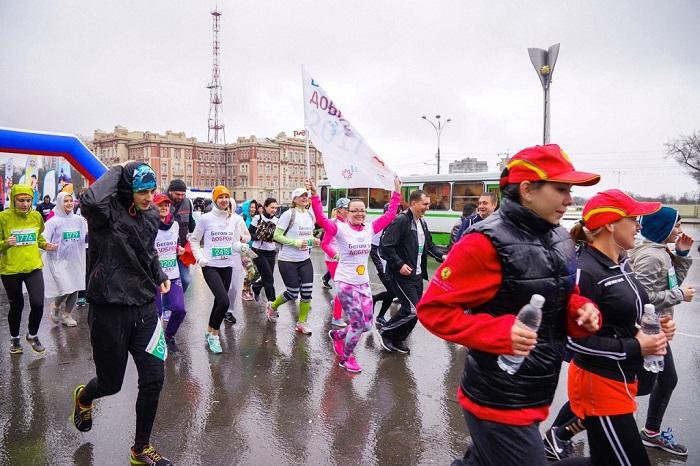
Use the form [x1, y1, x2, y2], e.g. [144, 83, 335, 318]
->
[91, 126, 325, 204]
[448, 157, 489, 174]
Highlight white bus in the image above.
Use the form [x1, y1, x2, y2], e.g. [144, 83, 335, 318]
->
[316, 172, 502, 246]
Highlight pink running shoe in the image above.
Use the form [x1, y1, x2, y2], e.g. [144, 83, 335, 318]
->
[339, 357, 362, 373]
[328, 330, 345, 356]
[242, 289, 254, 301]
[266, 302, 278, 323]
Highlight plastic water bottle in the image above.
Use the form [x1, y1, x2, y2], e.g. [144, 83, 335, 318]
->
[497, 294, 545, 375]
[642, 304, 665, 373]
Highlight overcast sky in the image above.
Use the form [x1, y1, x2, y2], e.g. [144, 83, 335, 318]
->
[1, 1, 699, 198]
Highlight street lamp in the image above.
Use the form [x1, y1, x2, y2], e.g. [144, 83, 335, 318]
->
[421, 115, 451, 175]
[527, 43, 560, 145]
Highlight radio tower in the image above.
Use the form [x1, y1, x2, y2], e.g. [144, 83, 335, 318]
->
[207, 8, 225, 144]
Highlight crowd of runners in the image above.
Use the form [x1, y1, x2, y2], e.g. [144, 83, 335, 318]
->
[0, 144, 694, 465]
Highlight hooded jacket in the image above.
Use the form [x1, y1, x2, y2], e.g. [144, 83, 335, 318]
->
[80, 163, 168, 306]
[42, 191, 88, 298]
[629, 239, 692, 317]
[0, 184, 47, 274]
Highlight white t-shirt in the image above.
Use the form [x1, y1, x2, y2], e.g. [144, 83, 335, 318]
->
[191, 211, 247, 268]
[333, 222, 374, 285]
[415, 219, 425, 276]
[250, 213, 278, 251]
[277, 207, 315, 262]
[155, 221, 180, 280]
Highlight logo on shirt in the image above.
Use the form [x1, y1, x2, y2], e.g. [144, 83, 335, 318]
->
[440, 267, 451, 280]
[356, 264, 365, 276]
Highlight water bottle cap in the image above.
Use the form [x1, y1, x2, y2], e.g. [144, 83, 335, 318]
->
[643, 303, 656, 313]
[530, 294, 545, 308]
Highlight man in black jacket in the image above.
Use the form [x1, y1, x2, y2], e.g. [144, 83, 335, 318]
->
[379, 189, 445, 353]
[35, 195, 55, 220]
[71, 161, 173, 466]
[165, 179, 195, 292]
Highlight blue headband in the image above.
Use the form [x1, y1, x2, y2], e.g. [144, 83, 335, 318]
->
[132, 164, 157, 192]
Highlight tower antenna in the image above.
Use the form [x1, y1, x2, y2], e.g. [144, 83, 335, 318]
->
[207, 8, 225, 144]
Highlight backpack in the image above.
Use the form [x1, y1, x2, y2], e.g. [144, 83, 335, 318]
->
[255, 214, 277, 243]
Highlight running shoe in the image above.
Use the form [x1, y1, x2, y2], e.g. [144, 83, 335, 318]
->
[339, 357, 362, 373]
[266, 302, 278, 323]
[331, 318, 347, 328]
[129, 445, 172, 465]
[207, 334, 222, 353]
[9, 337, 22, 354]
[295, 321, 312, 335]
[25, 335, 45, 354]
[50, 303, 60, 324]
[204, 331, 211, 341]
[71, 384, 93, 432]
[375, 316, 388, 327]
[640, 427, 688, 456]
[543, 426, 573, 460]
[62, 315, 78, 327]
[393, 341, 410, 354]
[242, 290, 254, 301]
[378, 333, 397, 353]
[76, 297, 86, 307]
[321, 276, 332, 289]
[224, 312, 237, 324]
[328, 330, 345, 356]
[165, 336, 179, 353]
[253, 290, 261, 302]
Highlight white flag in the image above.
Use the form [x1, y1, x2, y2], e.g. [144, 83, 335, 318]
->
[302, 68, 395, 191]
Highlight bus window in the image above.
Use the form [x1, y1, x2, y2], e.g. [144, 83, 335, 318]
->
[424, 183, 450, 210]
[320, 186, 328, 206]
[369, 188, 391, 209]
[347, 188, 369, 204]
[452, 182, 485, 212]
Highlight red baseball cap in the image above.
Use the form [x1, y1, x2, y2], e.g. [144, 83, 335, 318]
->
[582, 189, 661, 230]
[153, 193, 171, 205]
[500, 144, 600, 188]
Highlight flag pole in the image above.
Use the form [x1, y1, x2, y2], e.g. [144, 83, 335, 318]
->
[302, 66, 311, 187]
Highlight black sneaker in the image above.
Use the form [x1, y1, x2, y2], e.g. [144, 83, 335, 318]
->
[165, 336, 179, 353]
[379, 333, 397, 353]
[393, 341, 410, 354]
[543, 426, 573, 460]
[224, 312, 237, 324]
[129, 445, 172, 465]
[640, 427, 688, 456]
[25, 335, 45, 354]
[9, 337, 22, 354]
[71, 384, 93, 432]
[375, 316, 388, 327]
[321, 276, 332, 289]
[253, 290, 261, 302]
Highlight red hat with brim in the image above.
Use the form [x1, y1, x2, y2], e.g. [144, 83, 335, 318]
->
[582, 189, 661, 230]
[500, 144, 600, 188]
[153, 193, 171, 205]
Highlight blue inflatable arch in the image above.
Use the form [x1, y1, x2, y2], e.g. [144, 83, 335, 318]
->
[0, 127, 107, 183]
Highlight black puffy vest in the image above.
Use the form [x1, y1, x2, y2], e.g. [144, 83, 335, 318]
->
[461, 198, 577, 409]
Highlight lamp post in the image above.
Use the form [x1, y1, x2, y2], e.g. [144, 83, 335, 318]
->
[421, 115, 451, 174]
[527, 43, 560, 145]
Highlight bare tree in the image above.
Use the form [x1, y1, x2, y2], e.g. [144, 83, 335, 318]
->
[666, 131, 700, 184]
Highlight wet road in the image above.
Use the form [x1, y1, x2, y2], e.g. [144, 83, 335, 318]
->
[1, 234, 700, 465]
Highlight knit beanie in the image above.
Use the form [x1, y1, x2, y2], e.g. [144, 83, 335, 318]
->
[640, 206, 679, 244]
[212, 185, 230, 201]
[168, 179, 187, 192]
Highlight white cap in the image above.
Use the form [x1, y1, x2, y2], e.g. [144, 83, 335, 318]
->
[291, 187, 307, 199]
[530, 294, 545, 308]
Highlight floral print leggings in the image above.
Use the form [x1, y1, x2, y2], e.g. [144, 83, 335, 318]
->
[335, 281, 373, 358]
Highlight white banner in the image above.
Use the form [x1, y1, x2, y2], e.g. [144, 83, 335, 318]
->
[302, 68, 395, 190]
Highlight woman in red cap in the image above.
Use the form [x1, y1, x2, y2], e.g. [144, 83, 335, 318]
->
[544, 190, 673, 465]
[417, 144, 602, 465]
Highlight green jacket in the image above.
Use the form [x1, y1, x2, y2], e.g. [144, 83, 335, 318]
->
[0, 184, 47, 274]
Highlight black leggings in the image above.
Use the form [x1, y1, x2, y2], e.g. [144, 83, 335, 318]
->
[370, 245, 395, 318]
[1, 269, 45, 337]
[202, 266, 232, 331]
[640, 344, 678, 432]
[277, 259, 313, 303]
[252, 249, 277, 301]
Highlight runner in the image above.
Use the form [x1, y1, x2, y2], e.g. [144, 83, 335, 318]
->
[42, 191, 87, 327]
[249, 198, 279, 302]
[321, 199, 349, 328]
[71, 161, 172, 466]
[310, 177, 401, 372]
[153, 193, 187, 353]
[265, 187, 320, 334]
[190, 185, 250, 352]
[0, 185, 58, 354]
[238, 198, 258, 302]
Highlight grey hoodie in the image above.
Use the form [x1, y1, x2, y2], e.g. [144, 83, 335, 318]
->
[629, 239, 692, 317]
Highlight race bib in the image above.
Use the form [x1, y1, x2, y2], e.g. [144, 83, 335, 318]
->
[62, 229, 81, 242]
[159, 257, 177, 272]
[145, 316, 167, 361]
[668, 266, 678, 289]
[11, 228, 37, 246]
[212, 246, 232, 258]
